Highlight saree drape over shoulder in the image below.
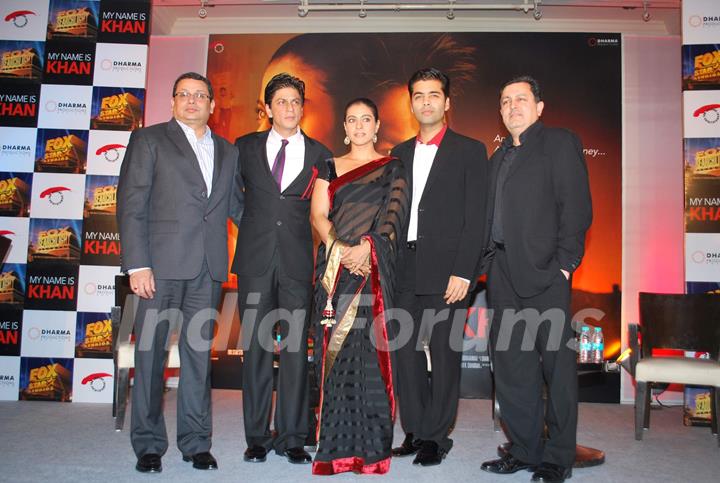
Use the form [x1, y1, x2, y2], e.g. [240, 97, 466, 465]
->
[311, 156, 409, 475]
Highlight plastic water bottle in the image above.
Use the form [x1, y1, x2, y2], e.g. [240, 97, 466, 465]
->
[591, 327, 604, 363]
[578, 326, 591, 363]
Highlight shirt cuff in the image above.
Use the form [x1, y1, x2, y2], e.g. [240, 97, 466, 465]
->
[455, 276, 470, 284]
[127, 267, 151, 275]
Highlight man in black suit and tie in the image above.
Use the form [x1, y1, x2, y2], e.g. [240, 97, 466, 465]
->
[233, 73, 332, 465]
[480, 76, 592, 483]
[117, 72, 243, 473]
[390, 68, 488, 467]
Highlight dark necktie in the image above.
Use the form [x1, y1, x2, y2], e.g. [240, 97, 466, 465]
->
[271, 139, 289, 190]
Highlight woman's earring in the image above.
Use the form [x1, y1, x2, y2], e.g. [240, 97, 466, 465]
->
[372, 134, 378, 144]
[344, 136, 350, 146]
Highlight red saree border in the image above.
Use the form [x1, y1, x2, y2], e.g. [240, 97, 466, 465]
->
[312, 455, 391, 475]
[327, 156, 396, 210]
[365, 235, 396, 421]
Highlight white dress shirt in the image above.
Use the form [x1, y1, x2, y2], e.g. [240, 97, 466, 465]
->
[266, 127, 305, 192]
[176, 118, 214, 195]
[407, 142, 439, 242]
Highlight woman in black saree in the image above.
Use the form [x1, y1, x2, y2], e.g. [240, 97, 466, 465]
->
[309, 98, 409, 475]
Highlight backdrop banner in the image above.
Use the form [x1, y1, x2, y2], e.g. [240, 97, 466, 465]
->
[205, 32, 622, 397]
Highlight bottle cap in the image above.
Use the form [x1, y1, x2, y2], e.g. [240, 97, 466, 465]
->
[581, 326, 590, 331]
[594, 327, 601, 331]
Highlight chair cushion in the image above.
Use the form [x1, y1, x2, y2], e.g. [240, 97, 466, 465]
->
[116, 341, 181, 369]
[635, 356, 720, 386]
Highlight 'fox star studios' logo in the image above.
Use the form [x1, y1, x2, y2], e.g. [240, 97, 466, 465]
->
[96, 143, 126, 162]
[694, 104, 720, 124]
[4, 10, 35, 28]
[81, 372, 112, 392]
[40, 186, 71, 205]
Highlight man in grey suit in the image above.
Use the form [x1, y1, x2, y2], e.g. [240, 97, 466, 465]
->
[117, 72, 243, 473]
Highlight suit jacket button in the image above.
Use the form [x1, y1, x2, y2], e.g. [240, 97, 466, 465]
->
[276, 220, 282, 226]
[201, 190, 207, 197]
[203, 216, 208, 221]
[280, 195, 285, 200]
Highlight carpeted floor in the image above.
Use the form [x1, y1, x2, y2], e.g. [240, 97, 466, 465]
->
[0, 390, 717, 482]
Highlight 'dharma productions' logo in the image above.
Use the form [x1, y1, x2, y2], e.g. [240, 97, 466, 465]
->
[0, 372, 15, 387]
[27, 326, 72, 342]
[81, 372, 111, 392]
[689, 14, 720, 29]
[95, 143, 125, 162]
[693, 104, 720, 123]
[4, 10, 36, 29]
[1, 141, 32, 158]
[44, 98, 87, 115]
[692, 250, 720, 264]
[83, 281, 114, 297]
[588, 36, 620, 47]
[39, 186, 71, 205]
[99, 57, 143, 73]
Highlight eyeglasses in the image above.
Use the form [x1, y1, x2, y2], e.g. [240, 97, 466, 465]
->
[174, 91, 212, 102]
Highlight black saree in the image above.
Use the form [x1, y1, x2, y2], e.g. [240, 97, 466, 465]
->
[311, 156, 409, 475]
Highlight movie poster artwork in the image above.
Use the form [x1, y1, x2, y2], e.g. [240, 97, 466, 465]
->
[206, 31, 623, 393]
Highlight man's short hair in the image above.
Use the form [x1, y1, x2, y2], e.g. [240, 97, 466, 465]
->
[407, 67, 451, 98]
[264, 73, 306, 107]
[172, 72, 214, 100]
[501, 75, 542, 102]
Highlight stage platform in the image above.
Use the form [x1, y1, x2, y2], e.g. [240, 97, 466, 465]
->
[0, 391, 717, 482]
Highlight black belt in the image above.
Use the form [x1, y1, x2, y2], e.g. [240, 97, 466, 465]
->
[406, 241, 417, 250]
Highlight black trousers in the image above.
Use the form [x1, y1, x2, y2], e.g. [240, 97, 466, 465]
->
[238, 255, 311, 452]
[131, 263, 221, 458]
[393, 248, 469, 452]
[487, 248, 578, 468]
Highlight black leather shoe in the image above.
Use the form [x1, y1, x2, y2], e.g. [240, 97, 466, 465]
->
[243, 445, 267, 463]
[182, 451, 218, 470]
[412, 441, 446, 467]
[278, 446, 312, 464]
[480, 453, 536, 474]
[531, 462, 572, 482]
[392, 433, 423, 457]
[136, 453, 162, 473]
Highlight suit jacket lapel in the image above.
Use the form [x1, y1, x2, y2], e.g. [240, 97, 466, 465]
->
[210, 134, 222, 191]
[254, 130, 277, 191]
[401, 139, 416, 193]
[419, 128, 452, 204]
[284, 131, 315, 194]
[166, 118, 205, 186]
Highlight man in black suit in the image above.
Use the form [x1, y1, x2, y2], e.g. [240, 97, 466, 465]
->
[117, 72, 243, 473]
[233, 73, 332, 465]
[480, 76, 592, 483]
[390, 68, 488, 467]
